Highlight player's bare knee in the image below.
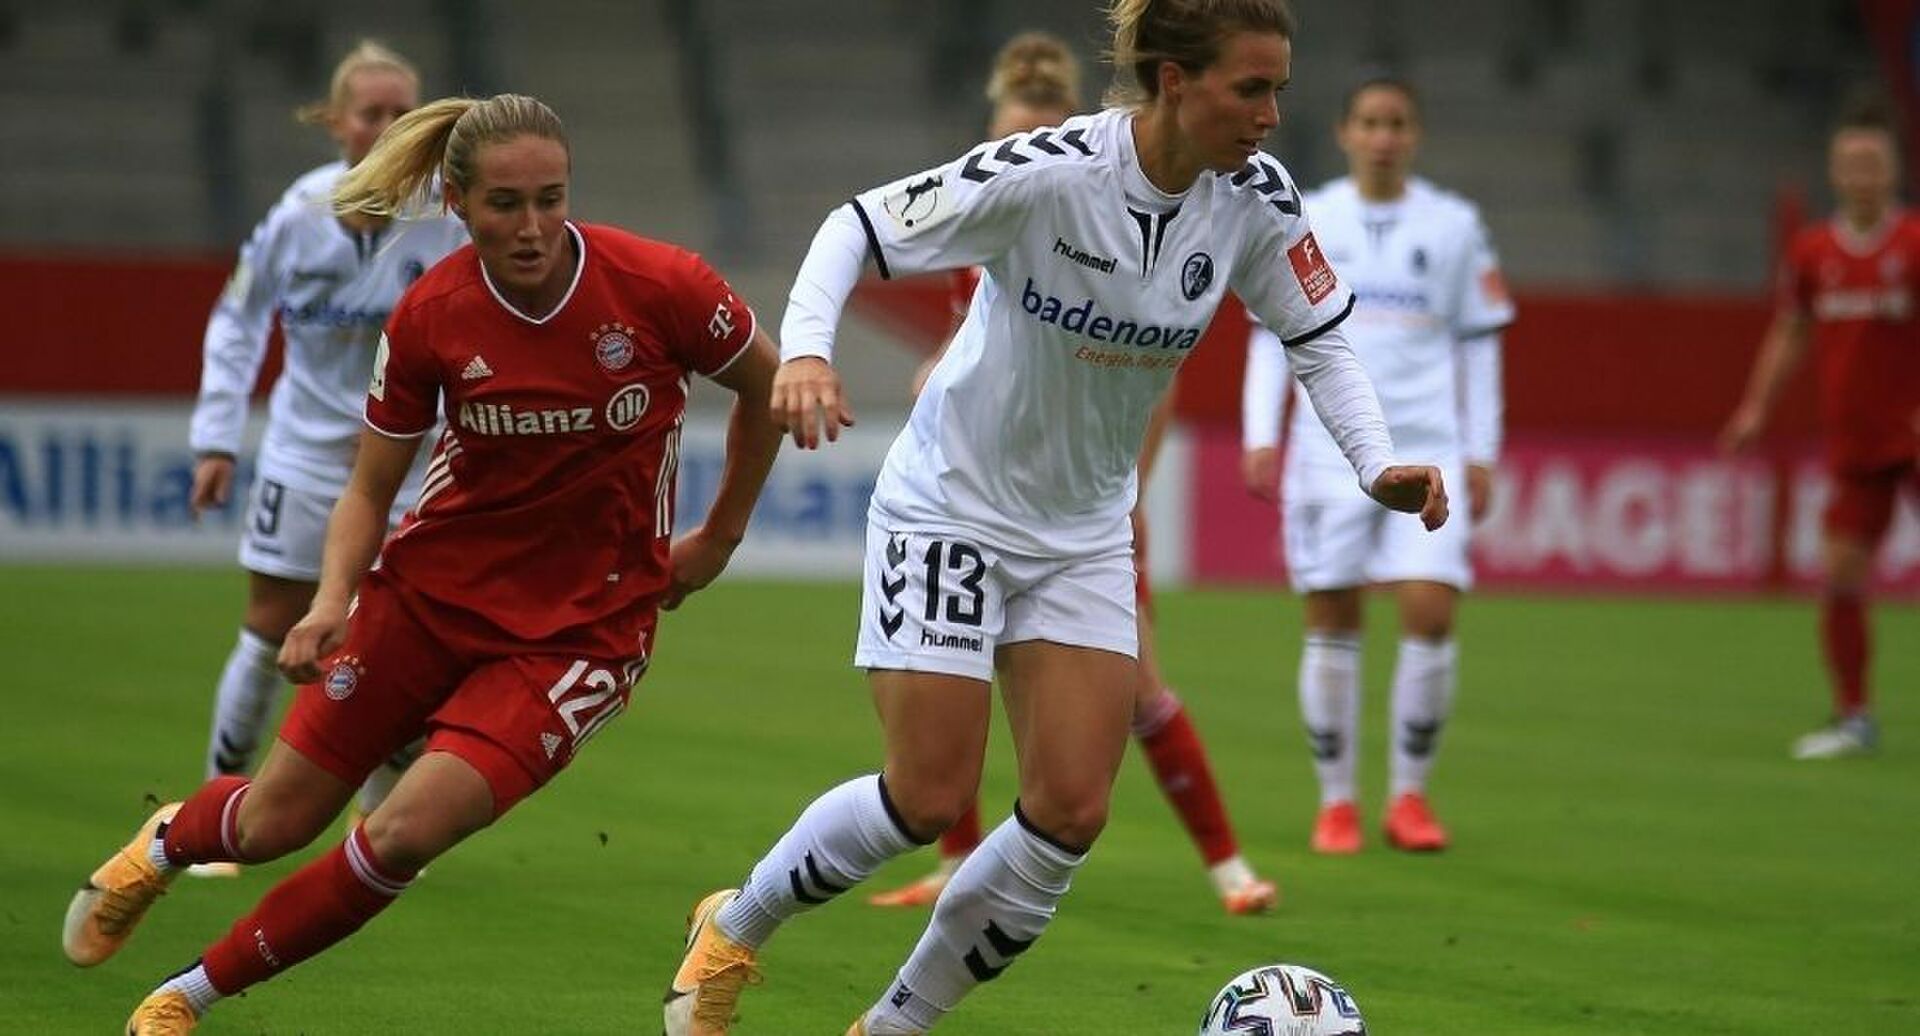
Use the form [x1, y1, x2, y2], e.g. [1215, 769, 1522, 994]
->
[889, 779, 976, 843]
[1023, 794, 1109, 850]
[361, 806, 473, 873]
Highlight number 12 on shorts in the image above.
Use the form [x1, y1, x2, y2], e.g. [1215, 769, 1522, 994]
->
[544, 657, 644, 751]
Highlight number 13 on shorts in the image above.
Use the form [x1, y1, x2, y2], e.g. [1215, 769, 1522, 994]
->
[855, 527, 1005, 680]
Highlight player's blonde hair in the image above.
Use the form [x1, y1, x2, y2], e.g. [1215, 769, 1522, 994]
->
[986, 31, 1082, 112]
[295, 40, 419, 127]
[333, 94, 569, 219]
[1106, 0, 1296, 106]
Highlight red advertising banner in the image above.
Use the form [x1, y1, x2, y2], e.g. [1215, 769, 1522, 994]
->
[1193, 427, 1920, 595]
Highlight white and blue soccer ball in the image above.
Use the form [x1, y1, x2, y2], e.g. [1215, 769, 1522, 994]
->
[1197, 963, 1367, 1036]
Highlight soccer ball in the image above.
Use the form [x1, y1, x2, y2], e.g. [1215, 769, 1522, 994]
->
[1197, 963, 1366, 1035]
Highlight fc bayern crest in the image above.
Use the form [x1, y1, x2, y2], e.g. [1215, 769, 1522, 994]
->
[325, 657, 363, 701]
[591, 322, 637, 373]
[1181, 251, 1215, 300]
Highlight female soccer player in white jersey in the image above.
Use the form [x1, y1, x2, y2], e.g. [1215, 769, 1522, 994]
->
[872, 29, 1277, 918]
[665, 4, 1447, 1033]
[185, 41, 465, 859]
[1241, 75, 1514, 855]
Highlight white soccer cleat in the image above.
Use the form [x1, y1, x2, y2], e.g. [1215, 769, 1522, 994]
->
[186, 862, 241, 879]
[1791, 715, 1878, 760]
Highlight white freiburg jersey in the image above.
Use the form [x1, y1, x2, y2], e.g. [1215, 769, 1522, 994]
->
[1259, 176, 1512, 481]
[188, 162, 466, 496]
[849, 108, 1370, 556]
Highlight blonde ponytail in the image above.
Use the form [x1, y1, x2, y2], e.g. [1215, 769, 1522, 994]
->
[333, 93, 569, 219]
[295, 39, 419, 127]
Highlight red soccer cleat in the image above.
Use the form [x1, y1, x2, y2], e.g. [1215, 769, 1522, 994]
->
[1310, 801, 1362, 855]
[1383, 792, 1448, 852]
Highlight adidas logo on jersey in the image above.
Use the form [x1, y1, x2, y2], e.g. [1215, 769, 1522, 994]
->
[540, 732, 563, 759]
[461, 355, 494, 381]
[1019, 279, 1202, 350]
[457, 400, 595, 436]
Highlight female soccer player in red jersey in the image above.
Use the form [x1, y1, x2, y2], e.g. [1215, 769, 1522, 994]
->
[64, 92, 785, 1034]
[872, 30, 1277, 917]
[1723, 105, 1920, 759]
[665, 0, 1444, 1031]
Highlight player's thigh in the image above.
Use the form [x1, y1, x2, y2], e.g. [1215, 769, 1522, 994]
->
[235, 737, 360, 858]
[1367, 485, 1475, 592]
[855, 524, 1008, 682]
[1392, 581, 1461, 640]
[243, 570, 318, 643]
[1284, 492, 1381, 594]
[870, 668, 994, 837]
[996, 639, 1135, 844]
[360, 750, 497, 871]
[427, 643, 649, 818]
[237, 477, 333, 584]
[279, 585, 465, 793]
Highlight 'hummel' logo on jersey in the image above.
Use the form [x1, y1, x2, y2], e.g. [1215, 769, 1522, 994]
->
[540, 732, 563, 759]
[461, 355, 494, 381]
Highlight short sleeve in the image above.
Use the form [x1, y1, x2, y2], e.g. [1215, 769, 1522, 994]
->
[847, 135, 1047, 279]
[364, 304, 440, 438]
[668, 251, 757, 378]
[1451, 210, 1516, 337]
[1229, 168, 1357, 347]
[1772, 233, 1814, 316]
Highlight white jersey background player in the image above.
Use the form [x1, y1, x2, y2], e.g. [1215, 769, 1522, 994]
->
[664, 5, 1447, 1035]
[184, 43, 465, 866]
[1243, 75, 1513, 857]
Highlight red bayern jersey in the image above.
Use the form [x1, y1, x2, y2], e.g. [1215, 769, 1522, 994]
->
[365, 221, 755, 656]
[1777, 211, 1920, 471]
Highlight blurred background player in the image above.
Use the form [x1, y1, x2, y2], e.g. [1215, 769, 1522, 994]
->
[1721, 99, 1920, 760]
[1242, 74, 1512, 854]
[876, 29, 1275, 916]
[185, 41, 465, 877]
[64, 92, 784, 1035]
[665, 1, 1448, 1031]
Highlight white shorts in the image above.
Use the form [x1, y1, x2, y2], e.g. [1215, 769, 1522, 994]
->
[853, 522, 1138, 682]
[237, 478, 409, 582]
[1282, 460, 1473, 592]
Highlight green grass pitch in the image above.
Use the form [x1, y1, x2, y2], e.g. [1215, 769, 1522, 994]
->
[3, 568, 1916, 1033]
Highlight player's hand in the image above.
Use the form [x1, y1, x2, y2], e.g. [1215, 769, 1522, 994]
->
[663, 524, 739, 610]
[1719, 404, 1765, 455]
[1241, 447, 1281, 502]
[279, 599, 350, 684]
[771, 356, 856, 450]
[190, 454, 236, 518]
[1467, 464, 1494, 524]
[1370, 464, 1449, 531]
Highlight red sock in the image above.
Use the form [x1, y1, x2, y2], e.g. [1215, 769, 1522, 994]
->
[1135, 694, 1237, 865]
[940, 800, 982, 859]
[1821, 594, 1869, 716]
[201, 825, 413, 995]
[162, 775, 251, 866]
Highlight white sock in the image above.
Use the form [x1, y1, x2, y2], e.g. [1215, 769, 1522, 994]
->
[356, 737, 425, 814]
[716, 774, 923, 949]
[148, 824, 178, 875]
[1298, 632, 1362, 806]
[866, 806, 1086, 1032]
[156, 961, 222, 1016]
[203, 628, 284, 779]
[1207, 855, 1256, 898]
[1389, 637, 1457, 797]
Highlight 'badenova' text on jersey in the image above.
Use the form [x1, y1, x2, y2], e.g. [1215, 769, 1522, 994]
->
[851, 108, 1355, 555]
[366, 222, 755, 655]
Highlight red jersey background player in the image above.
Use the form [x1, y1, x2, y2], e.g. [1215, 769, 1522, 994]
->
[1723, 105, 1920, 760]
[65, 93, 783, 1035]
[876, 34, 1275, 919]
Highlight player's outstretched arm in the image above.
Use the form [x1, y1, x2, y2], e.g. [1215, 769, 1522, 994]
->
[773, 204, 871, 449]
[280, 428, 420, 682]
[666, 331, 785, 610]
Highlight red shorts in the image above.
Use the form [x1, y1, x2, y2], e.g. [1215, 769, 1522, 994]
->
[1822, 462, 1920, 546]
[280, 583, 650, 816]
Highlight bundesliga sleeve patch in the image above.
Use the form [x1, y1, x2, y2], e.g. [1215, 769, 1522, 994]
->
[369, 333, 391, 401]
[878, 170, 958, 238]
[1287, 233, 1338, 305]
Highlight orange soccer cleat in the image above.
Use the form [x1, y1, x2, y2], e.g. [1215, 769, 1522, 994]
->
[663, 889, 761, 1036]
[866, 870, 950, 909]
[1383, 792, 1449, 852]
[124, 991, 198, 1034]
[1310, 801, 1363, 855]
[64, 802, 182, 967]
[1220, 876, 1279, 915]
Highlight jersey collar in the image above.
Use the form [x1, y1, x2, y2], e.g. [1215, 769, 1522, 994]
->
[480, 221, 587, 325]
[1830, 208, 1904, 257]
